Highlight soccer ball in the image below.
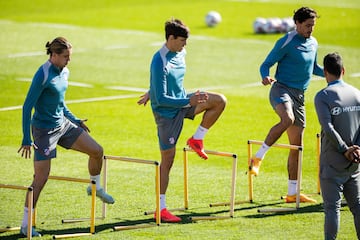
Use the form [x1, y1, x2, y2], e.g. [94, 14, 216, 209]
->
[281, 17, 295, 33]
[264, 17, 283, 33]
[205, 11, 222, 27]
[253, 17, 267, 33]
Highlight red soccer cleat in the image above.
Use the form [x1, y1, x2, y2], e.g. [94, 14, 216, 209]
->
[154, 208, 181, 223]
[187, 137, 208, 160]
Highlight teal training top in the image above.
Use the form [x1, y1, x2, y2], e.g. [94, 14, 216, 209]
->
[149, 45, 191, 118]
[21, 60, 80, 146]
[260, 30, 324, 90]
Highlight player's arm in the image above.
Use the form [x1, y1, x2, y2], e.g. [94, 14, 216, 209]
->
[259, 38, 286, 85]
[314, 93, 348, 152]
[18, 71, 44, 158]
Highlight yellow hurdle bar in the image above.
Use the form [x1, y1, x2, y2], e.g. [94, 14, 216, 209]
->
[190, 216, 231, 221]
[247, 140, 303, 212]
[52, 181, 96, 239]
[0, 184, 33, 240]
[48, 175, 90, 183]
[316, 133, 321, 194]
[183, 147, 238, 220]
[53, 233, 93, 239]
[113, 223, 156, 231]
[103, 155, 161, 229]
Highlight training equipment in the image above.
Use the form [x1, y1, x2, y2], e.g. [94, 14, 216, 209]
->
[264, 17, 282, 33]
[205, 11, 222, 27]
[144, 147, 238, 221]
[48, 177, 96, 239]
[253, 17, 295, 34]
[253, 17, 268, 33]
[281, 17, 296, 33]
[0, 184, 33, 240]
[316, 133, 321, 194]
[187, 137, 208, 159]
[247, 140, 304, 212]
[102, 155, 161, 230]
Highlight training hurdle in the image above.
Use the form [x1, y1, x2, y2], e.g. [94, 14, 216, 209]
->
[184, 147, 238, 221]
[316, 133, 321, 194]
[0, 184, 33, 240]
[102, 155, 161, 230]
[144, 148, 238, 221]
[248, 140, 303, 212]
[47, 176, 96, 239]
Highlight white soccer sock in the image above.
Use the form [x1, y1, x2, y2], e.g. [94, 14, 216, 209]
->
[21, 207, 29, 228]
[160, 194, 166, 210]
[90, 175, 101, 190]
[193, 126, 208, 140]
[255, 143, 270, 159]
[288, 180, 297, 196]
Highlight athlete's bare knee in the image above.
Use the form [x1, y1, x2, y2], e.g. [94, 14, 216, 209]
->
[90, 144, 103, 160]
[213, 93, 227, 110]
[280, 115, 294, 128]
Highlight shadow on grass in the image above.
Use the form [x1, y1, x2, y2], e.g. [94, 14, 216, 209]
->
[243, 203, 324, 219]
[0, 202, 327, 239]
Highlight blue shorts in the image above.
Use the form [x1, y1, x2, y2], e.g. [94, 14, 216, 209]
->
[269, 82, 306, 127]
[154, 106, 196, 150]
[32, 118, 83, 161]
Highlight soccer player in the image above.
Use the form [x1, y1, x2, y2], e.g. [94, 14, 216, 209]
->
[18, 37, 114, 237]
[314, 52, 360, 240]
[249, 7, 324, 203]
[138, 19, 226, 222]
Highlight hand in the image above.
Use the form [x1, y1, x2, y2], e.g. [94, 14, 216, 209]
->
[262, 76, 276, 86]
[344, 145, 360, 163]
[80, 119, 90, 133]
[137, 92, 149, 106]
[17, 143, 38, 159]
[190, 90, 208, 106]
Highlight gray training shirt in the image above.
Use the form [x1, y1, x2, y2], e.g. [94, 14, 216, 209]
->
[314, 79, 360, 174]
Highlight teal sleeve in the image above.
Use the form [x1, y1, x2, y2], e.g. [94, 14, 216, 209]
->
[21, 70, 45, 146]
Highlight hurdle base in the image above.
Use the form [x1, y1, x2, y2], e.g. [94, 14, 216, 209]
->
[62, 217, 104, 224]
[0, 226, 20, 233]
[53, 232, 93, 239]
[190, 216, 232, 221]
[257, 208, 298, 213]
[209, 200, 248, 207]
[113, 223, 156, 231]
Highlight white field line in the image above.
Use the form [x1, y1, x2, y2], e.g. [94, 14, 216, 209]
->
[16, 78, 93, 88]
[106, 86, 148, 92]
[0, 94, 138, 112]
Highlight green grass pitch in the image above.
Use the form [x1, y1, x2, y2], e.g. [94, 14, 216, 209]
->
[0, 0, 359, 239]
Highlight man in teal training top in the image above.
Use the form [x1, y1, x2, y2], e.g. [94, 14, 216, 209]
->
[249, 7, 324, 203]
[138, 18, 226, 222]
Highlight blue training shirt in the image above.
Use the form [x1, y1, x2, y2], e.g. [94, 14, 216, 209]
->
[149, 45, 191, 118]
[21, 60, 80, 146]
[260, 30, 324, 90]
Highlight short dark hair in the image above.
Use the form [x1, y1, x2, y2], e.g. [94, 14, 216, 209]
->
[323, 52, 343, 77]
[293, 7, 318, 23]
[165, 18, 189, 40]
[45, 37, 72, 55]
